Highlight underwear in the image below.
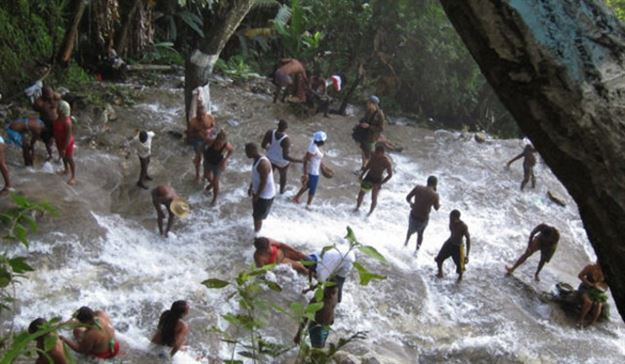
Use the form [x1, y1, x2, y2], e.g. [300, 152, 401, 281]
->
[93, 339, 120, 359]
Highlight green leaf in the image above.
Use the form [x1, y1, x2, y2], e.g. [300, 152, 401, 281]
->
[22, 215, 38, 233]
[305, 302, 324, 314]
[353, 262, 386, 285]
[344, 226, 357, 243]
[201, 279, 229, 289]
[357, 245, 387, 263]
[224, 360, 243, 364]
[314, 287, 324, 302]
[238, 351, 257, 359]
[9, 257, 34, 274]
[289, 302, 305, 317]
[11, 193, 30, 208]
[0, 270, 11, 288]
[263, 280, 282, 292]
[43, 335, 57, 351]
[15, 224, 28, 246]
[176, 10, 204, 38]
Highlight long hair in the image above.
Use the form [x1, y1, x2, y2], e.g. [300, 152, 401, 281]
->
[158, 300, 188, 346]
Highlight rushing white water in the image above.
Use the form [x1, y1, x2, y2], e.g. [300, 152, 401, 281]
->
[3, 81, 624, 363]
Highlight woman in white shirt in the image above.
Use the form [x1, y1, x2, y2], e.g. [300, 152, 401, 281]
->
[292, 131, 326, 208]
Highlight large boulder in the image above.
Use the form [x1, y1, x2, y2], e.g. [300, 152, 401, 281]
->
[439, 0, 625, 321]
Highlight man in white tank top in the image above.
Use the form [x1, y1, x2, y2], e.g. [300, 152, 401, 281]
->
[261, 119, 303, 194]
[0, 135, 10, 193]
[246, 143, 276, 233]
[292, 131, 327, 208]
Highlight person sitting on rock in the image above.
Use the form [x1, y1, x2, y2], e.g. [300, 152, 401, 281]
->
[505, 223, 559, 281]
[253, 237, 310, 275]
[152, 300, 190, 357]
[506, 144, 537, 191]
[577, 261, 608, 328]
[29, 318, 69, 364]
[60, 306, 120, 359]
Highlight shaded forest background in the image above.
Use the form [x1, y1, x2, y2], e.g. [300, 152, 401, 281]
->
[1, 0, 623, 137]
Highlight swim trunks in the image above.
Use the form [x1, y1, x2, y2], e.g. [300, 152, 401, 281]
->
[360, 174, 382, 192]
[540, 240, 558, 263]
[252, 197, 274, 220]
[308, 323, 330, 348]
[435, 239, 464, 274]
[93, 339, 120, 359]
[407, 215, 429, 236]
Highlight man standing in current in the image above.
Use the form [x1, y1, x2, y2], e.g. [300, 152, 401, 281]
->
[246, 143, 276, 233]
[261, 119, 302, 194]
[435, 210, 471, 282]
[404, 176, 440, 252]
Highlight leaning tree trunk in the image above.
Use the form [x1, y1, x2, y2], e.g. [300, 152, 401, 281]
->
[439, 0, 625, 321]
[57, 0, 88, 66]
[184, 0, 256, 124]
[114, 0, 142, 57]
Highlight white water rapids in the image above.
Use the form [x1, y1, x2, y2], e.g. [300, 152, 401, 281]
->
[2, 80, 624, 363]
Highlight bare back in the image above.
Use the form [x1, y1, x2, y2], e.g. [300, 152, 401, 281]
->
[408, 185, 440, 220]
[449, 220, 468, 246]
[82, 311, 115, 354]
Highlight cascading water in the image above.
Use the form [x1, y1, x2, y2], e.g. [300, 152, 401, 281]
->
[3, 79, 624, 363]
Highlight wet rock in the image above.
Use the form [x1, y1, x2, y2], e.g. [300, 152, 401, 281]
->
[547, 191, 566, 207]
[167, 130, 184, 139]
[439, 0, 625, 320]
[360, 353, 381, 364]
[333, 351, 361, 364]
[474, 132, 487, 143]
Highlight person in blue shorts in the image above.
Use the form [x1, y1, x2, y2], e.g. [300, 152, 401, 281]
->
[293, 285, 338, 349]
[293, 131, 327, 208]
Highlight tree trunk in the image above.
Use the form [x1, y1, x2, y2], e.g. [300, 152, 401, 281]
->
[114, 0, 142, 57]
[439, 0, 625, 321]
[184, 0, 256, 124]
[57, 0, 87, 66]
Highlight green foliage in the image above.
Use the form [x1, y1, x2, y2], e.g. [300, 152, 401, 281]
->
[1, 318, 77, 364]
[0, 1, 66, 95]
[204, 226, 383, 363]
[214, 55, 262, 80]
[138, 42, 185, 66]
[605, 0, 625, 20]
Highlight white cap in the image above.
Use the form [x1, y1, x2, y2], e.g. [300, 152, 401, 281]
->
[313, 131, 327, 142]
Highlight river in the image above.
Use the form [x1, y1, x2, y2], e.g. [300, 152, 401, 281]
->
[3, 76, 624, 363]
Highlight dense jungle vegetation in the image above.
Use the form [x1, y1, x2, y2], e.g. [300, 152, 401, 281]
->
[0, 0, 624, 136]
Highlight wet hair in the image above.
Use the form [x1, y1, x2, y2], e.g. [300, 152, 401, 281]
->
[450, 209, 461, 219]
[139, 131, 148, 143]
[375, 143, 385, 152]
[254, 237, 270, 250]
[75, 306, 95, 323]
[245, 142, 258, 155]
[314, 140, 325, 146]
[277, 119, 288, 131]
[427, 176, 438, 187]
[215, 129, 226, 141]
[158, 300, 188, 346]
[28, 318, 46, 334]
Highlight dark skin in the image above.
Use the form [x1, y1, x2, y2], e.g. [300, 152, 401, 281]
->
[436, 215, 471, 281]
[261, 126, 303, 194]
[33, 87, 59, 160]
[60, 310, 115, 357]
[358, 101, 384, 169]
[254, 238, 310, 274]
[404, 183, 440, 250]
[152, 304, 190, 357]
[505, 224, 559, 281]
[246, 146, 272, 232]
[152, 185, 178, 237]
[355, 147, 393, 215]
[577, 262, 608, 328]
[0, 142, 10, 193]
[273, 58, 308, 103]
[292, 141, 325, 207]
[203, 135, 234, 206]
[35, 333, 68, 364]
[187, 104, 215, 182]
[507, 145, 537, 191]
[7, 117, 43, 166]
[293, 285, 338, 348]
[54, 115, 75, 185]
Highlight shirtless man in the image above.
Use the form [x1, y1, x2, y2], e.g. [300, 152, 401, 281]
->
[152, 185, 189, 237]
[505, 223, 560, 281]
[506, 144, 537, 191]
[355, 144, 393, 215]
[273, 58, 308, 103]
[435, 210, 471, 282]
[60, 306, 120, 359]
[0, 136, 10, 193]
[357, 96, 385, 170]
[293, 285, 338, 350]
[32, 86, 60, 160]
[404, 176, 440, 252]
[29, 318, 69, 364]
[261, 119, 302, 194]
[5, 117, 44, 166]
[253, 237, 309, 274]
[152, 300, 190, 357]
[186, 103, 215, 182]
[577, 261, 608, 328]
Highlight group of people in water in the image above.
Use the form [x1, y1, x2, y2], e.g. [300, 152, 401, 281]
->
[0, 58, 611, 362]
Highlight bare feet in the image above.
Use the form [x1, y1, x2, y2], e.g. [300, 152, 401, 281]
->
[505, 266, 514, 275]
[137, 182, 148, 189]
[291, 196, 300, 204]
[0, 186, 9, 194]
[67, 178, 76, 185]
[145, 175, 153, 181]
[534, 274, 540, 282]
[436, 272, 443, 278]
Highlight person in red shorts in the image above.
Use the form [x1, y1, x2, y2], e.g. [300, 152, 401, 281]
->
[54, 101, 76, 185]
